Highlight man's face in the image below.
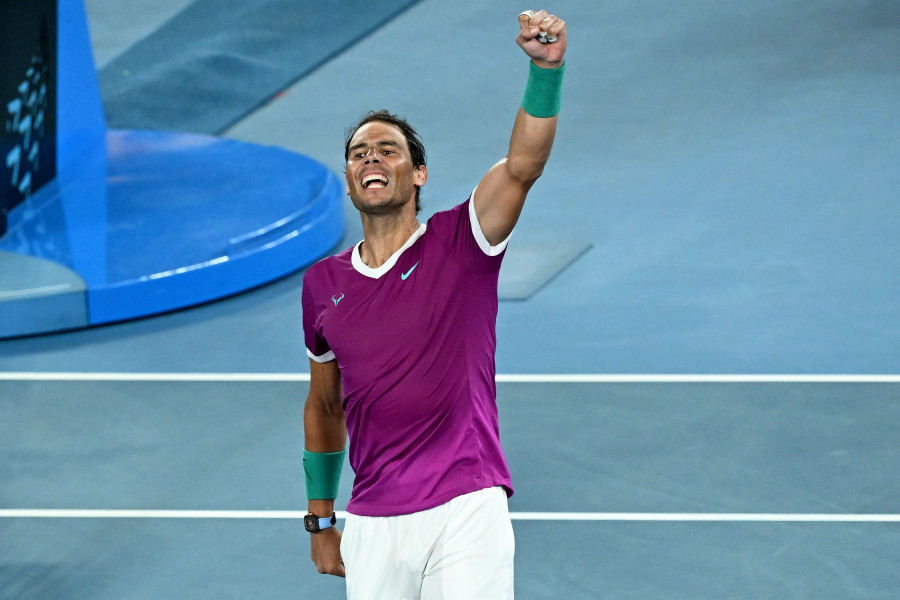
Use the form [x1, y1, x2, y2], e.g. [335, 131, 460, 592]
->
[345, 121, 426, 215]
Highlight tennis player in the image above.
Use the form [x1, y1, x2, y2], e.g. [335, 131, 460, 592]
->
[301, 9, 567, 599]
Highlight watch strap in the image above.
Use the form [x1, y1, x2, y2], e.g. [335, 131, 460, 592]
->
[305, 512, 336, 532]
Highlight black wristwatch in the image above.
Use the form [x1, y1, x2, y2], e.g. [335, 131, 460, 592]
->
[304, 512, 337, 533]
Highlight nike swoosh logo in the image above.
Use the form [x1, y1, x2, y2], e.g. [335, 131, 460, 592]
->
[401, 261, 419, 280]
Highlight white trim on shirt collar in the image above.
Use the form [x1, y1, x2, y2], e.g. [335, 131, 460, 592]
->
[350, 188, 510, 278]
[351, 223, 427, 279]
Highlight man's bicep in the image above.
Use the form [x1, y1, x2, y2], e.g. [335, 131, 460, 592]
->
[473, 159, 531, 246]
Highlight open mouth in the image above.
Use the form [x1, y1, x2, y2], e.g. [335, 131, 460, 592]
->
[362, 173, 389, 189]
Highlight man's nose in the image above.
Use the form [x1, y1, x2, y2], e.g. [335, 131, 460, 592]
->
[363, 148, 381, 163]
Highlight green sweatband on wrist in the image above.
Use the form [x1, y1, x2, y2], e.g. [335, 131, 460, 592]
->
[521, 60, 566, 118]
[303, 449, 346, 500]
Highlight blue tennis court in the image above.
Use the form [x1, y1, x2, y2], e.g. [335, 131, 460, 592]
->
[1, 375, 898, 598]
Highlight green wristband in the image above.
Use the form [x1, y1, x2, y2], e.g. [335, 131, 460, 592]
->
[303, 449, 346, 500]
[521, 60, 566, 118]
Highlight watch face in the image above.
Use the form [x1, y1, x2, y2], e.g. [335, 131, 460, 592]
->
[304, 514, 318, 532]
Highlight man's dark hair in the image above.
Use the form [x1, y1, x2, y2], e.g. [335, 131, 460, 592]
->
[345, 110, 427, 213]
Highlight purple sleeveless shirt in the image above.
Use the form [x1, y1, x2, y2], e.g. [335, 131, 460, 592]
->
[302, 195, 513, 517]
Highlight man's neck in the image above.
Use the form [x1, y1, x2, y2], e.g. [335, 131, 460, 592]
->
[358, 213, 421, 268]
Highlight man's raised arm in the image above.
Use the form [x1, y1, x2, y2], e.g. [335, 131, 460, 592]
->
[474, 9, 567, 246]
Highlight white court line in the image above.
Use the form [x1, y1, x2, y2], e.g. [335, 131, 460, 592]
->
[0, 372, 309, 382]
[498, 374, 900, 383]
[510, 512, 900, 523]
[0, 509, 898, 523]
[4, 374, 895, 526]
[1, 372, 899, 383]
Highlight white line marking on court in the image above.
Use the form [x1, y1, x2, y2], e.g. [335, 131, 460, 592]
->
[497, 374, 900, 383]
[509, 512, 900, 523]
[0, 372, 310, 382]
[0, 510, 898, 522]
[1, 373, 899, 383]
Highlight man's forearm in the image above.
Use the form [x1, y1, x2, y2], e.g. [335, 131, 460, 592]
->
[303, 400, 346, 452]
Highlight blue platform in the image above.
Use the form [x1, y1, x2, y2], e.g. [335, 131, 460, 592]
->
[0, 0, 344, 338]
[0, 130, 344, 337]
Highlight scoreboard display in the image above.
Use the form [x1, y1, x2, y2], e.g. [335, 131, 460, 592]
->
[1, 0, 57, 237]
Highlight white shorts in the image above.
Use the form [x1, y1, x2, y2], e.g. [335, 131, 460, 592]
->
[341, 486, 515, 600]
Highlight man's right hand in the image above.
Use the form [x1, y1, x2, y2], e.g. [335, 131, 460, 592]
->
[310, 526, 346, 577]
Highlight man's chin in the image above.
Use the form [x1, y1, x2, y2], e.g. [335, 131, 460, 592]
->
[351, 194, 408, 216]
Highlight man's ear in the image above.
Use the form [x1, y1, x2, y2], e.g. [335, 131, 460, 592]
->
[414, 165, 428, 188]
